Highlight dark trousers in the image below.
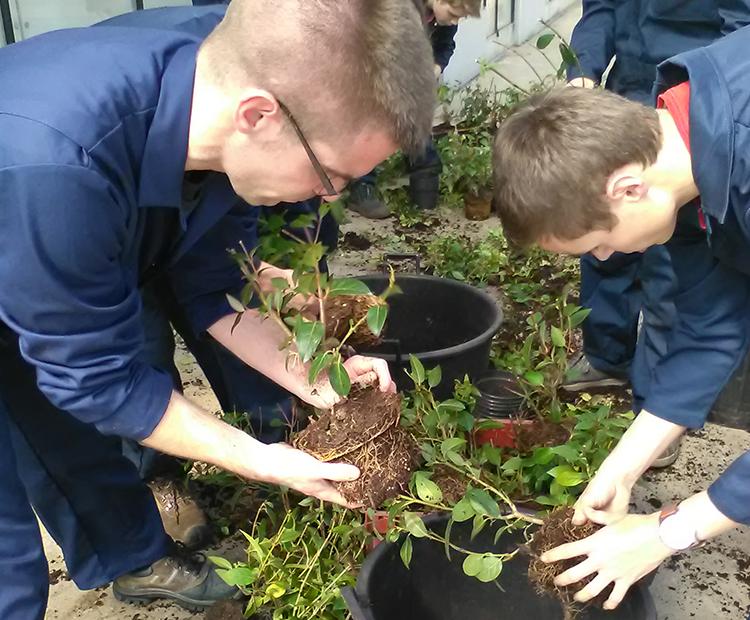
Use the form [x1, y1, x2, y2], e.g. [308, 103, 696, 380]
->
[0, 323, 172, 620]
[360, 139, 441, 186]
[581, 245, 677, 380]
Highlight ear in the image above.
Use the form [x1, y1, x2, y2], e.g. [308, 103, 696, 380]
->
[605, 164, 648, 202]
[234, 88, 283, 136]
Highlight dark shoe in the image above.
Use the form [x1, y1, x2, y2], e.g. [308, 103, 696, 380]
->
[347, 181, 390, 219]
[112, 544, 238, 610]
[649, 437, 682, 469]
[408, 168, 440, 210]
[148, 478, 211, 550]
[562, 353, 628, 392]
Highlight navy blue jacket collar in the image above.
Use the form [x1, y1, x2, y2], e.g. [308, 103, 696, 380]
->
[138, 43, 197, 213]
[655, 48, 734, 224]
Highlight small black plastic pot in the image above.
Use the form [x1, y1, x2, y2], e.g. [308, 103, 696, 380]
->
[343, 514, 657, 620]
[356, 275, 503, 399]
[473, 370, 527, 419]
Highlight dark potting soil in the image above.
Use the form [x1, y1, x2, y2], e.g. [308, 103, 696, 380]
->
[335, 426, 420, 507]
[293, 387, 401, 461]
[292, 386, 419, 507]
[204, 599, 246, 620]
[432, 465, 469, 506]
[340, 231, 372, 251]
[515, 419, 572, 454]
[324, 294, 384, 348]
[527, 507, 604, 619]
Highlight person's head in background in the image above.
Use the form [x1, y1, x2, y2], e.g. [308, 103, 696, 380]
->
[426, 0, 482, 25]
[188, 0, 437, 206]
[491, 87, 699, 261]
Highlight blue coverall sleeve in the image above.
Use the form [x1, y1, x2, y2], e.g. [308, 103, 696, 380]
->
[566, 0, 616, 83]
[640, 221, 750, 428]
[168, 200, 261, 336]
[431, 24, 458, 71]
[0, 165, 174, 440]
[708, 452, 750, 524]
[635, 214, 750, 522]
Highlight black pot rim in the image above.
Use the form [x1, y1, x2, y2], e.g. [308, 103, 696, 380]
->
[357, 274, 503, 361]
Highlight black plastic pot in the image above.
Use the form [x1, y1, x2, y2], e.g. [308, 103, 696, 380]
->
[709, 348, 750, 431]
[343, 514, 657, 620]
[356, 275, 503, 399]
[473, 370, 526, 418]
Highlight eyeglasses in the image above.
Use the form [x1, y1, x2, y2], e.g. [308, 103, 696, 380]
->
[277, 99, 338, 197]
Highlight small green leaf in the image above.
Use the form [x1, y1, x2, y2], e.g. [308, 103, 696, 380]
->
[551, 326, 566, 348]
[329, 361, 351, 397]
[265, 583, 286, 599]
[366, 304, 388, 336]
[467, 489, 501, 518]
[218, 566, 258, 587]
[400, 536, 413, 568]
[536, 33, 555, 49]
[530, 447, 555, 465]
[523, 370, 544, 387]
[441, 437, 466, 459]
[437, 399, 465, 412]
[463, 553, 484, 577]
[415, 472, 443, 504]
[452, 497, 475, 522]
[427, 365, 442, 388]
[328, 278, 372, 297]
[552, 444, 580, 463]
[403, 512, 428, 538]
[471, 514, 486, 540]
[547, 465, 585, 487]
[294, 319, 324, 363]
[476, 555, 503, 582]
[559, 42, 579, 68]
[226, 293, 246, 314]
[409, 355, 426, 385]
[209, 556, 233, 570]
[308, 351, 334, 384]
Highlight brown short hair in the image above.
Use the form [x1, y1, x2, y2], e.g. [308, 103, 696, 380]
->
[202, 0, 436, 157]
[439, 0, 483, 18]
[492, 87, 662, 247]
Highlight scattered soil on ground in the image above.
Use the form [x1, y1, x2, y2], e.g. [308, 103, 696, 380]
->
[324, 294, 384, 348]
[204, 599, 246, 620]
[515, 419, 572, 453]
[527, 507, 603, 619]
[292, 386, 419, 507]
[340, 231, 372, 251]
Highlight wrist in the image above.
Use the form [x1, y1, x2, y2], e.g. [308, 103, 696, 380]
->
[657, 504, 704, 552]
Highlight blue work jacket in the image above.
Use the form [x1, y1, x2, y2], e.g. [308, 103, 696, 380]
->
[0, 7, 259, 441]
[633, 26, 750, 524]
[568, 0, 750, 101]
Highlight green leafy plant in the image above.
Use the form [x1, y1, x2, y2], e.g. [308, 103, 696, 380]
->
[227, 203, 399, 398]
[424, 229, 508, 284]
[436, 131, 492, 200]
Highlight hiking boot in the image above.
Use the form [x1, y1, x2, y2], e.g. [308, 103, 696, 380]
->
[347, 181, 390, 219]
[112, 544, 238, 610]
[148, 478, 211, 550]
[562, 353, 628, 392]
[650, 437, 682, 469]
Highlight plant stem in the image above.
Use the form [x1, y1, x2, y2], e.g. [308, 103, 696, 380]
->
[487, 67, 531, 96]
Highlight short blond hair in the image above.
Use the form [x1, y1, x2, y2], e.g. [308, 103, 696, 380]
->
[202, 0, 436, 156]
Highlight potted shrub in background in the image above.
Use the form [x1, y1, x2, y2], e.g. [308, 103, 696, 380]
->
[437, 131, 493, 221]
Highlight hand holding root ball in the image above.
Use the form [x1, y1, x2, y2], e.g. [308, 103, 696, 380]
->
[531, 508, 673, 613]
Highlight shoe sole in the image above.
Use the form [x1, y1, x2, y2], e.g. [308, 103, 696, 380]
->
[562, 377, 627, 392]
[113, 587, 239, 611]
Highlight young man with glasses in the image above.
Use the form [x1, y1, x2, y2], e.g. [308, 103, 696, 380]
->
[0, 2, 436, 618]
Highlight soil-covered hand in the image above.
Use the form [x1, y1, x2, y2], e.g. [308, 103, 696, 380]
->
[572, 466, 632, 526]
[250, 442, 361, 507]
[308, 355, 396, 409]
[541, 512, 673, 610]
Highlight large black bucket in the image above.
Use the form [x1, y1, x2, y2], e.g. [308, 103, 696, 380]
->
[356, 275, 503, 399]
[709, 348, 750, 431]
[343, 515, 657, 620]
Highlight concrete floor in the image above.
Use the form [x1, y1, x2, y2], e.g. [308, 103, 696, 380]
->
[42, 3, 750, 619]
